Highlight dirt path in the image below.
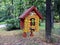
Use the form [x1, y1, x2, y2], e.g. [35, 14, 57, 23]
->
[0, 31, 53, 45]
[0, 30, 59, 45]
[0, 35, 53, 45]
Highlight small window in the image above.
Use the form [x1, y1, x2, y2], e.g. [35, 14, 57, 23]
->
[30, 18, 35, 26]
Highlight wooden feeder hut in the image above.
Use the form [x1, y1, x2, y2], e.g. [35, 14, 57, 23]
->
[19, 6, 43, 33]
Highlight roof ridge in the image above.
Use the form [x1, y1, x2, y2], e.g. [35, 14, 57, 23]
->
[19, 6, 43, 19]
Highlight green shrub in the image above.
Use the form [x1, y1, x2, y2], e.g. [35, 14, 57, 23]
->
[54, 16, 59, 22]
[5, 18, 20, 31]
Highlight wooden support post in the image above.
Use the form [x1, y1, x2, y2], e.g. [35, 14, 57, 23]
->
[23, 32, 27, 37]
[30, 30, 34, 37]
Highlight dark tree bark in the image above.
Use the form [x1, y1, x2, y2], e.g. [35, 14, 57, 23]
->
[59, 12, 60, 22]
[55, 0, 60, 22]
[46, 0, 53, 42]
[11, 0, 13, 14]
[57, 0, 60, 22]
[11, 0, 13, 5]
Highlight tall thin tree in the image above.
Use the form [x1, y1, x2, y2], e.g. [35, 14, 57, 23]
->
[11, 0, 13, 15]
[46, 0, 52, 42]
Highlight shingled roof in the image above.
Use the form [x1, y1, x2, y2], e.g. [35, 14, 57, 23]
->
[19, 6, 43, 19]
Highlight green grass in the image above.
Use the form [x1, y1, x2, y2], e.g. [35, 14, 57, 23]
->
[40, 23, 45, 30]
[40, 23, 60, 29]
[54, 23, 60, 29]
[0, 22, 6, 24]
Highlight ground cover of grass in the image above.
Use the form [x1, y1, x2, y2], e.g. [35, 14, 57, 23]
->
[0, 22, 6, 24]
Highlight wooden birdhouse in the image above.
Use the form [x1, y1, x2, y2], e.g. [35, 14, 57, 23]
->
[19, 6, 43, 35]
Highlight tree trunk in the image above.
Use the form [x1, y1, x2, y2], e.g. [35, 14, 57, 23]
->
[59, 12, 60, 22]
[11, 0, 13, 14]
[46, 0, 52, 42]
